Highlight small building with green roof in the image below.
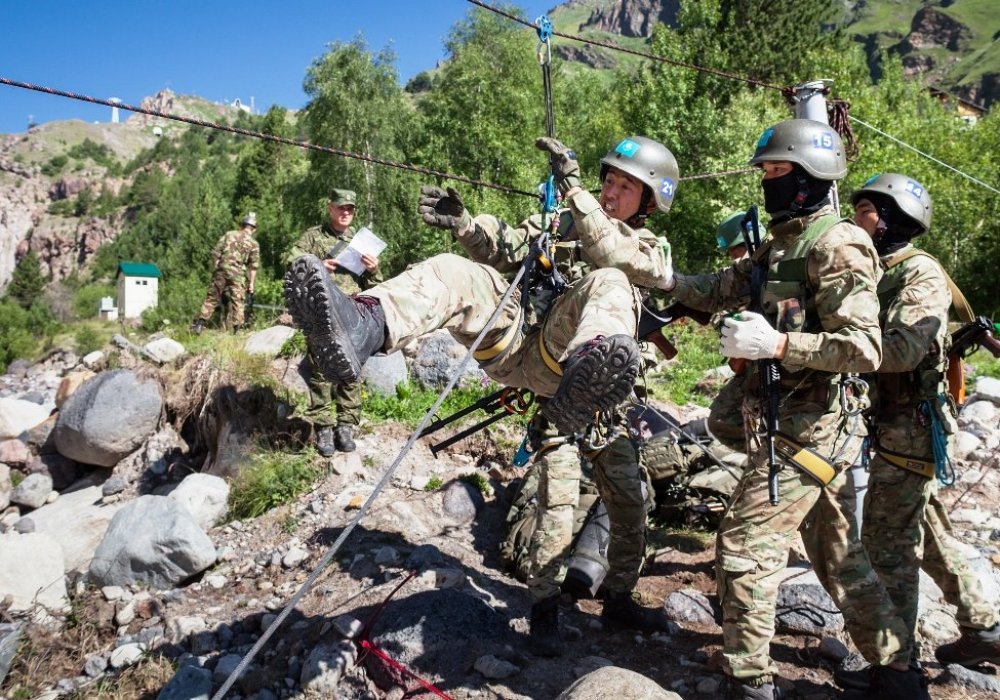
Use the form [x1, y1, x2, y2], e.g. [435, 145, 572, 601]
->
[116, 262, 161, 319]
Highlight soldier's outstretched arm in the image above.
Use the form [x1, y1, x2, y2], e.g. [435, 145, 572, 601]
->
[669, 258, 753, 314]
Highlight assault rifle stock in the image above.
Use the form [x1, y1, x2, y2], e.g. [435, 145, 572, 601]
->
[951, 316, 1000, 359]
[418, 387, 533, 458]
[637, 302, 713, 359]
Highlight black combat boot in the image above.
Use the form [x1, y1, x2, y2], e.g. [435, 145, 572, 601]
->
[832, 656, 873, 690]
[528, 596, 562, 657]
[190, 318, 206, 335]
[284, 255, 386, 383]
[600, 591, 671, 633]
[843, 664, 930, 700]
[726, 677, 779, 699]
[542, 335, 640, 435]
[334, 425, 356, 453]
[936, 621, 1000, 667]
[316, 426, 336, 457]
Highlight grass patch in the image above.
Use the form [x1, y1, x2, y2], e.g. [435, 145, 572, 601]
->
[968, 348, 1000, 380]
[362, 380, 528, 430]
[646, 321, 723, 406]
[648, 522, 716, 553]
[228, 448, 321, 520]
[459, 471, 490, 494]
[424, 476, 444, 491]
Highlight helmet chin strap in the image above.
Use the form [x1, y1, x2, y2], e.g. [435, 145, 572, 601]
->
[788, 172, 811, 217]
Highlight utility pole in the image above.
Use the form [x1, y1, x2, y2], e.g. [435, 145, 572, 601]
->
[790, 80, 840, 216]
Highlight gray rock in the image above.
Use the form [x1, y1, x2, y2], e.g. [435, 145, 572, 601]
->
[409, 331, 487, 389]
[89, 495, 217, 588]
[244, 325, 296, 357]
[81, 351, 105, 369]
[695, 676, 721, 694]
[212, 653, 243, 685]
[663, 588, 716, 627]
[157, 665, 212, 700]
[10, 473, 53, 509]
[282, 547, 308, 569]
[0, 397, 52, 440]
[0, 533, 69, 616]
[973, 377, 1000, 405]
[13, 517, 35, 534]
[0, 622, 24, 687]
[0, 439, 30, 466]
[300, 641, 356, 693]
[361, 351, 408, 395]
[168, 473, 229, 529]
[83, 653, 108, 677]
[142, 338, 186, 364]
[938, 663, 1000, 693]
[406, 544, 445, 570]
[441, 480, 484, 523]
[5, 359, 30, 378]
[102, 476, 128, 497]
[109, 643, 143, 669]
[818, 636, 850, 662]
[960, 400, 999, 431]
[0, 464, 9, 511]
[54, 370, 163, 467]
[556, 666, 682, 699]
[775, 570, 844, 635]
[26, 453, 80, 490]
[474, 654, 520, 679]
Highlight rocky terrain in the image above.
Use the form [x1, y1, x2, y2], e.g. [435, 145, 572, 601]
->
[1, 323, 1000, 699]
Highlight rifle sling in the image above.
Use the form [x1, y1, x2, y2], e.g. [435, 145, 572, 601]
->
[874, 443, 936, 479]
[773, 432, 837, 486]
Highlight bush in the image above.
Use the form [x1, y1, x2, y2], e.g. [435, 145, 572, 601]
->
[40, 155, 68, 177]
[362, 380, 518, 429]
[71, 283, 116, 319]
[73, 326, 104, 355]
[647, 321, 724, 406]
[0, 299, 61, 373]
[228, 449, 321, 519]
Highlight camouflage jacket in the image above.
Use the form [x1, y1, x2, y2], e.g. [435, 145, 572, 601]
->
[670, 205, 883, 451]
[211, 229, 259, 281]
[455, 190, 669, 289]
[871, 245, 951, 417]
[284, 223, 383, 295]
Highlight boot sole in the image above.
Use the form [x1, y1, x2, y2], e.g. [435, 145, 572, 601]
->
[542, 335, 640, 435]
[284, 255, 362, 383]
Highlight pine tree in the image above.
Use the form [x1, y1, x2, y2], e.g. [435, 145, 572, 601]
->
[6, 250, 46, 309]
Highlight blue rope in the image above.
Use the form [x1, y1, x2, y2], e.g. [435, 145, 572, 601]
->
[920, 395, 956, 486]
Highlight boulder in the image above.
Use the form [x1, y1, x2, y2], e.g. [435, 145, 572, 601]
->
[0, 622, 24, 688]
[142, 338, 187, 364]
[54, 370, 163, 467]
[10, 473, 53, 509]
[775, 568, 844, 635]
[556, 666, 682, 699]
[156, 665, 211, 700]
[55, 370, 96, 409]
[0, 532, 69, 617]
[409, 330, 487, 389]
[89, 495, 216, 588]
[663, 588, 717, 627]
[0, 439, 30, 466]
[26, 453, 80, 491]
[0, 464, 9, 511]
[973, 376, 1000, 406]
[168, 473, 229, 529]
[243, 325, 296, 356]
[0, 397, 52, 440]
[361, 351, 408, 395]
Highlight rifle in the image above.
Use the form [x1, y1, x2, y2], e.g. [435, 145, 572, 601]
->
[740, 205, 782, 506]
[637, 302, 713, 359]
[947, 316, 1000, 404]
[245, 291, 255, 326]
[418, 387, 533, 457]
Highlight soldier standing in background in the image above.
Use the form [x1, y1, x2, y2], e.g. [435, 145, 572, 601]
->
[192, 212, 259, 334]
[834, 174, 1000, 692]
[662, 120, 926, 699]
[284, 189, 381, 455]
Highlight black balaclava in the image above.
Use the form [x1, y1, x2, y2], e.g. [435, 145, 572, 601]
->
[862, 192, 923, 256]
[762, 164, 832, 224]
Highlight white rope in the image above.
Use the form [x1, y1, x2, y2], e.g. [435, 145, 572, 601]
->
[849, 115, 1000, 196]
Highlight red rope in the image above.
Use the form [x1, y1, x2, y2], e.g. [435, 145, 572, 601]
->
[359, 639, 455, 700]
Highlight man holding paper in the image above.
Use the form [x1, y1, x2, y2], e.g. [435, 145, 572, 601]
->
[284, 188, 382, 454]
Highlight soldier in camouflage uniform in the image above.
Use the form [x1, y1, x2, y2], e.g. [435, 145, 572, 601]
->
[283, 189, 381, 455]
[285, 136, 679, 652]
[192, 212, 260, 333]
[662, 120, 926, 700]
[832, 174, 1000, 691]
[707, 212, 753, 453]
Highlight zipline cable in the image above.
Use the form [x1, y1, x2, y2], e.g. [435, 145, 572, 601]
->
[465, 0, 790, 93]
[848, 114, 1000, 196]
[0, 76, 536, 198]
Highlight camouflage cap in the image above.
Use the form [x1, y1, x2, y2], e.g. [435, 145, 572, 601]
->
[329, 189, 357, 206]
[716, 212, 746, 251]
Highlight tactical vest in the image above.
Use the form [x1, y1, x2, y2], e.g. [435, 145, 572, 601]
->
[756, 214, 844, 391]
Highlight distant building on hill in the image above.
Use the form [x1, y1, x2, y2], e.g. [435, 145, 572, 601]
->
[116, 262, 160, 319]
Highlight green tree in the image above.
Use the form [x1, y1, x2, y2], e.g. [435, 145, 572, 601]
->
[7, 250, 46, 309]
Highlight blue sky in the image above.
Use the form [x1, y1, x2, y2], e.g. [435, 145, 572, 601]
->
[0, 0, 553, 134]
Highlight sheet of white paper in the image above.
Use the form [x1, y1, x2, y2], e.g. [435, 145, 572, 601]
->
[333, 227, 387, 275]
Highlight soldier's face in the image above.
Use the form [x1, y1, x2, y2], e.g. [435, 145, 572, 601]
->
[727, 244, 748, 262]
[760, 161, 795, 180]
[600, 166, 647, 221]
[329, 202, 356, 231]
[853, 198, 879, 237]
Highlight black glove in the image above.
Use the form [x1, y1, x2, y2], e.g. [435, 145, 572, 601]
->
[418, 185, 471, 232]
[535, 137, 581, 195]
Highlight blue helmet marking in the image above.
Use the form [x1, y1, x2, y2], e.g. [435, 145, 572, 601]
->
[904, 180, 924, 199]
[615, 139, 641, 158]
[756, 128, 773, 149]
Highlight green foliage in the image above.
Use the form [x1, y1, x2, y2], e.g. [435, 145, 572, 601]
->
[647, 322, 724, 407]
[71, 282, 115, 319]
[0, 299, 61, 373]
[67, 138, 122, 175]
[73, 325, 104, 355]
[47, 199, 74, 216]
[278, 330, 307, 358]
[424, 476, 444, 491]
[361, 380, 502, 428]
[228, 449, 321, 520]
[6, 251, 47, 309]
[73, 187, 94, 217]
[40, 154, 67, 177]
[459, 471, 490, 494]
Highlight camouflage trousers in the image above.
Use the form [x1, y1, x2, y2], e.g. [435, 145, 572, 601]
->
[863, 441, 997, 637]
[708, 372, 748, 454]
[199, 271, 248, 328]
[527, 428, 649, 601]
[304, 352, 362, 428]
[365, 253, 640, 399]
[717, 434, 911, 682]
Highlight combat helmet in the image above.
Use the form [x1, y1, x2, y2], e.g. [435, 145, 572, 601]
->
[715, 212, 746, 251]
[600, 136, 680, 214]
[750, 119, 847, 180]
[851, 173, 932, 233]
[241, 211, 258, 228]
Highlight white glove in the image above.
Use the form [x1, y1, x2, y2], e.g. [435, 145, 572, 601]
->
[720, 311, 781, 360]
[655, 238, 675, 290]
